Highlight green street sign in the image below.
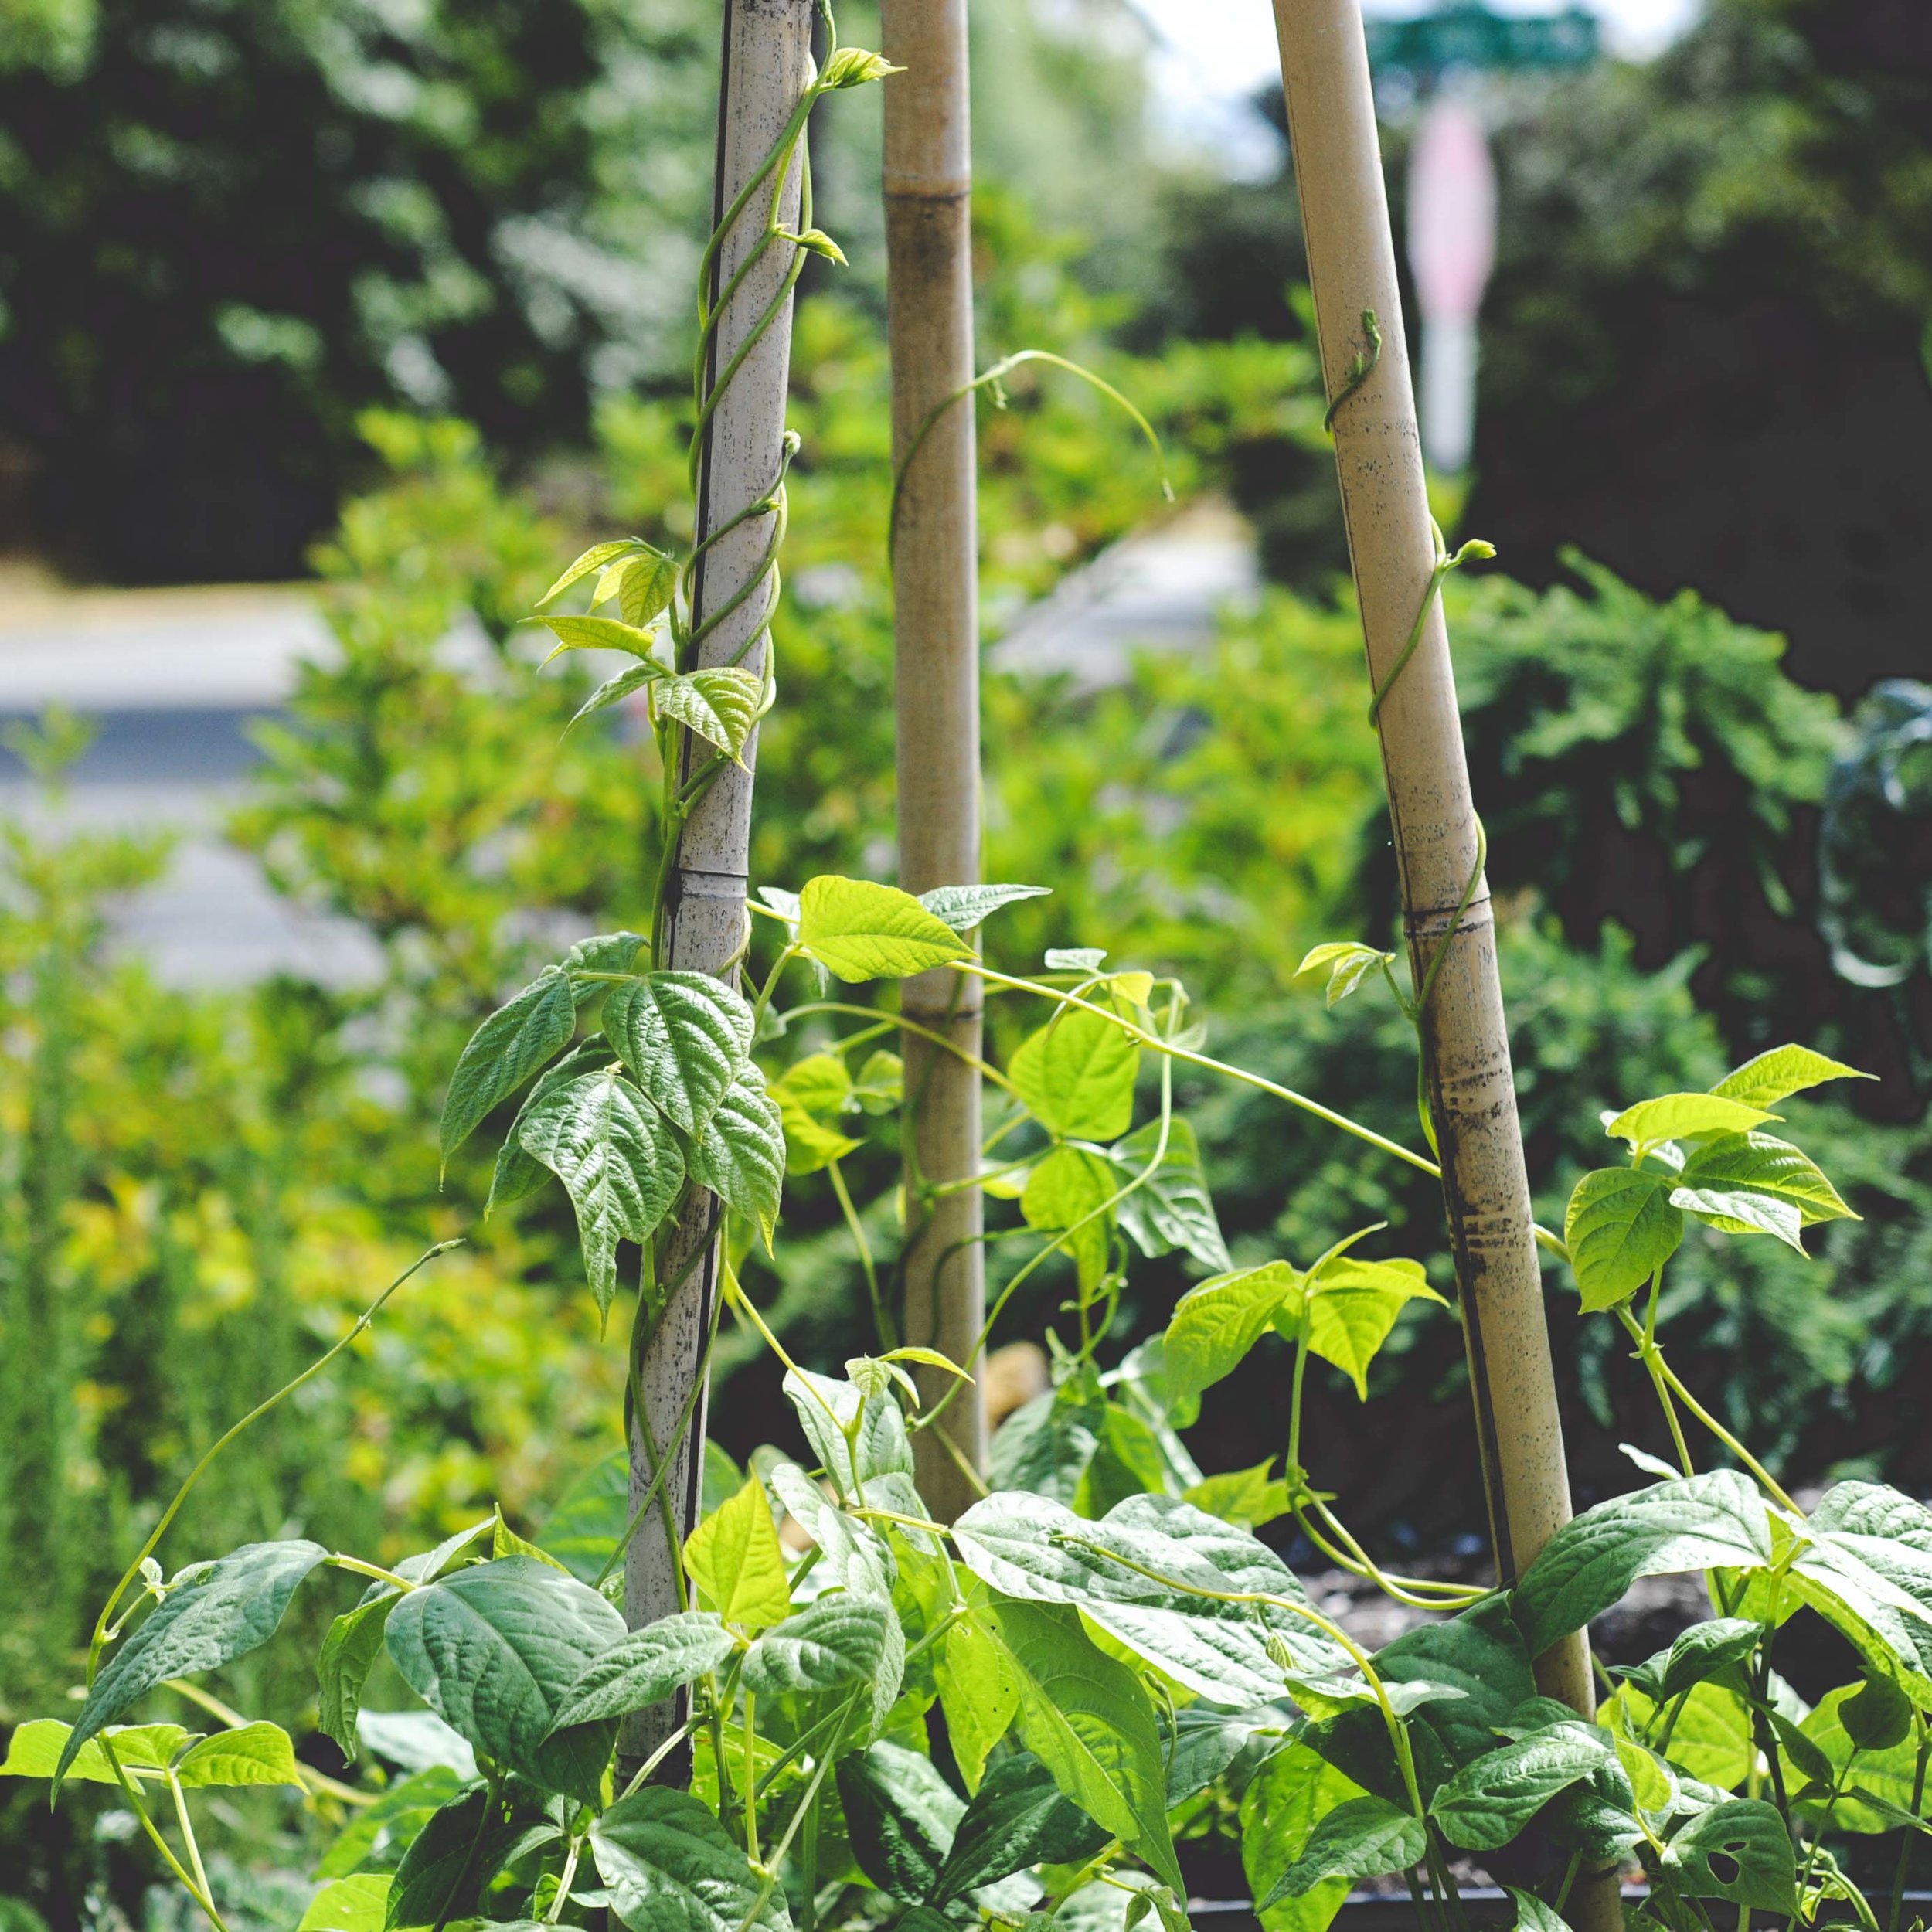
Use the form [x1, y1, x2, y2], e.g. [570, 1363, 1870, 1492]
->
[1365, 3, 1600, 79]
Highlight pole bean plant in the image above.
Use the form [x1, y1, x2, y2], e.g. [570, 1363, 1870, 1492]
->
[10, 24, 1932, 1932]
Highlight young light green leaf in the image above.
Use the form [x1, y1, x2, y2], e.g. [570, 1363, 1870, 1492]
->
[384, 1554, 626, 1804]
[1010, 1008, 1139, 1140]
[173, 1722, 304, 1788]
[298, 1873, 391, 1932]
[1515, 1473, 1773, 1657]
[1605, 1093, 1777, 1148]
[516, 1066, 685, 1314]
[1295, 941, 1394, 1010]
[540, 538, 644, 605]
[1673, 1132, 1857, 1238]
[1662, 1798, 1798, 1913]
[2, 1719, 193, 1784]
[685, 1476, 791, 1630]
[1563, 1167, 1685, 1310]
[686, 1063, 784, 1250]
[603, 971, 753, 1134]
[1798, 1684, 1927, 1832]
[1164, 1262, 1298, 1404]
[932, 1750, 1110, 1903]
[985, 1594, 1185, 1898]
[937, 1607, 1019, 1794]
[741, 1595, 891, 1694]
[1106, 1118, 1231, 1273]
[607, 547, 678, 628]
[1429, 1725, 1612, 1849]
[918, 883, 1051, 932]
[1710, 1045, 1871, 1110]
[1504, 1890, 1573, 1932]
[1261, 1795, 1426, 1903]
[533, 613, 661, 664]
[1021, 1145, 1116, 1295]
[56, 1539, 328, 1791]
[1603, 1679, 1754, 1791]
[440, 969, 577, 1164]
[1240, 1739, 1363, 1932]
[593, 1787, 791, 1932]
[796, 876, 967, 982]
[655, 668, 764, 761]
[819, 45, 902, 87]
[545, 1611, 736, 1733]
[1304, 1259, 1447, 1400]
[566, 661, 662, 735]
[1184, 1461, 1292, 1531]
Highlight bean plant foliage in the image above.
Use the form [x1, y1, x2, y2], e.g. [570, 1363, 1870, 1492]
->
[10, 28, 1932, 1932]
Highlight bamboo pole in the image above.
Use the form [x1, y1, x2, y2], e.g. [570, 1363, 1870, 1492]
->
[619, 0, 816, 1777]
[1266, 18, 1617, 1926]
[881, 0, 988, 1518]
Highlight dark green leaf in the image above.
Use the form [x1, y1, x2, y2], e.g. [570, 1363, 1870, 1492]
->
[1662, 1798, 1797, 1913]
[592, 1787, 789, 1932]
[440, 971, 576, 1164]
[740, 1596, 890, 1696]
[932, 1751, 1109, 1903]
[386, 1782, 526, 1930]
[546, 1611, 735, 1733]
[1514, 1473, 1772, 1657]
[1260, 1795, 1425, 1905]
[536, 1447, 627, 1583]
[516, 1066, 685, 1314]
[315, 1767, 466, 1879]
[1429, 1724, 1612, 1850]
[1375, 1596, 1534, 1771]
[836, 1740, 963, 1903]
[1620, 1618, 1763, 1704]
[687, 1063, 785, 1251]
[988, 1372, 1106, 1506]
[603, 971, 753, 1134]
[487, 1043, 614, 1213]
[385, 1554, 626, 1803]
[1106, 1119, 1231, 1274]
[56, 1539, 326, 1791]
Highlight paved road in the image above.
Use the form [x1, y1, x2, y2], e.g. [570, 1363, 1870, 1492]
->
[0, 508, 1257, 986]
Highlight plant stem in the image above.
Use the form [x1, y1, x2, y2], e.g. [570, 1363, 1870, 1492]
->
[1886, 1718, 1930, 1932]
[826, 1158, 893, 1351]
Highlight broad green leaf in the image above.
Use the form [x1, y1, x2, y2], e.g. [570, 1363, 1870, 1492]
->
[1162, 1704, 1277, 1806]
[1185, 1461, 1292, 1532]
[315, 1766, 467, 1879]
[486, 1042, 614, 1214]
[1620, 1617, 1763, 1703]
[1, 1719, 192, 1784]
[836, 1740, 963, 1903]
[1106, 1119, 1231, 1273]
[1673, 1133, 1857, 1238]
[56, 1539, 327, 1790]
[954, 1490, 1349, 1703]
[1261, 1795, 1426, 1903]
[1603, 1680, 1755, 1790]
[782, 1366, 915, 1492]
[298, 1875, 390, 1932]
[1799, 1685, 1926, 1832]
[546, 1611, 736, 1733]
[933, 1750, 1109, 1903]
[1789, 1483, 1932, 1703]
[539, 538, 644, 606]
[685, 1477, 791, 1630]
[796, 876, 965, 983]
[918, 883, 1052, 931]
[174, 1722, 303, 1788]
[593, 1787, 791, 1932]
[1662, 1798, 1797, 1913]
[1022, 1145, 1116, 1295]
[1842, 1668, 1914, 1750]
[532, 613, 659, 662]
[566, 930, 649, 985]
[986, 1594, 1184, 1896]
[384, 1554, 626, 1803]
[1504, 1890, 1573, 1932]
[1373, 1597, 1535, 1773]
[655, 668, 763, 761]
[606, 547, 678, 628]
[1075, 1401, 1175, 1519]
[1240, 1739, 1363, 1932]
[741, 1595, 890, 1694]
[1515, 1473, 1771, 1657]
[603, 971, 753, 1133]
[1669, 1182, 1803, 1249]
[1606, 1093, 1777, 1148]
[516, 1066, 685, 1315]
[1429, 1724, 1611, 1849]
[1009, 1009, 1138, 1140]
[386, 1782, 530, 1930]
[989, 1375, 1106, 1506]
[1563, 1168, 1684, 1310]
[1711, 1045, 1870, 1109]
[687, 1064, 785, 1250]
[354, 1708, 477, 1780]
[1304, 1259, 1447, 1400]
[440, 969, 577, 1163]
[937, 1599, 1019, 1793]
[1164, 1262, 1298, 1404]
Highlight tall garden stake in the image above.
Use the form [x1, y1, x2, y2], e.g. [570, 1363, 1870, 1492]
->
[1267, 12, 1620, 1927]
[621, 0, 816, 1776]
[882, 0, 988, 1516]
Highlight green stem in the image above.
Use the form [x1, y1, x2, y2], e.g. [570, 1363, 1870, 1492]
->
[1886, 1719, 1930, 1932]
[826, 1158, 892, 1352]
